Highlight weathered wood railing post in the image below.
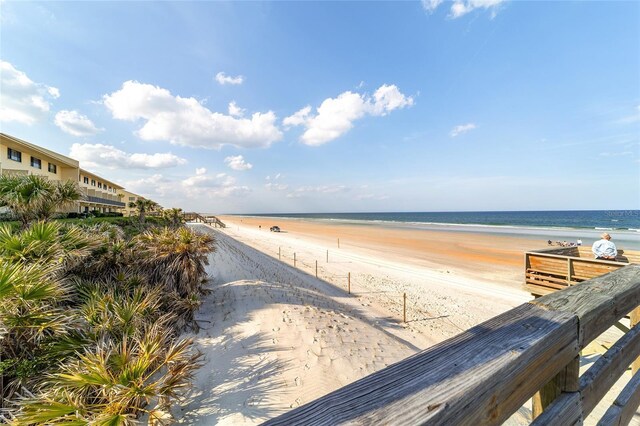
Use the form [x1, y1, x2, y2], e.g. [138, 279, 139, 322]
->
[532, 356, 580, 418]
[567, 257, 573, 286]
[403, 293, 407, 323]
[632, 307, 640, 374]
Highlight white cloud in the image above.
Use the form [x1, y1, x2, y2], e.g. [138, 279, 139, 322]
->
[283, 106, 312, 128]
[422, 0, 444, 13]
[265, 173, 288, 190]
[215, 72, 244, 85]
[224, 155, 253, 171]
[265, 182, 289, 191]
[284, 84, 413, 146]
[450, 123, 477, 137]
[286, 185, 351, 198]
[127, 168, 250, 200]
[180, 168, 250, 198]
[54, 110, 102, 136]
[0, 60, 60, 124]
[228, 101, 245, 117]
[617, 105, 640, 125]
[103, 81, 282, 149]
[449, 0, 506, 19]
[70, 143, 187, 169]
[599, 151, 633, 157]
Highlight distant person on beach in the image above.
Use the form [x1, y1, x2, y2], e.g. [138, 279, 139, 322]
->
[592, 233, 617, 261]
[577, 239, 582, 246]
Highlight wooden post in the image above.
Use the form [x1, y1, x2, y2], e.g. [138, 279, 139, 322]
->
[348, 272, 351, 294]
[631, 307, 640, 374]
[567, 258, 573, 286]
[403, 293, 407, 323]
[279, 247, 281, 260]
[315, 260, 318, 277]
[338, 238, 340, 248]
[326, 250, 329, 263]
[532, 356, 580, 418]
[294, 252, 296, 267]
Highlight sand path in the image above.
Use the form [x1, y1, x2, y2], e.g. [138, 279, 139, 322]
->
[179, 222, 640, 425]
[179, 225, 432, 425]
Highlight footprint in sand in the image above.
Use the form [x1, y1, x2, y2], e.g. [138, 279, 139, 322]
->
[294, 376, 301, 386]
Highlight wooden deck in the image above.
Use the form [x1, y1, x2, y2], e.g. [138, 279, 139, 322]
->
[263, 265, 640, 425]
[525, 246, 640, 297]
[183, 212, 226, 228]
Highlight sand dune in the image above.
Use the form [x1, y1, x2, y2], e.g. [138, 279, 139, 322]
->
[178, 220, 640, 425]
[179, 226, 431, 425]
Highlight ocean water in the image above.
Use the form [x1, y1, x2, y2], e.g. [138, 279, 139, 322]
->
[249, 211, 640, 231]
[242, 210, 640, 249]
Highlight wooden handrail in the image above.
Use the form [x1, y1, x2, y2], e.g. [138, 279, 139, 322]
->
[526, 250, 623, 265]
[182, 212, 226, 228]
[264, 265, 640, 425]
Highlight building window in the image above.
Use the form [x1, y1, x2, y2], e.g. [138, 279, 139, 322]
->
[30, 157, 42, 169]
[48, 163, 57, 174]
[91, 179, 96, 186]
[129, 196, 135, 201]
[7, 148, 21, 162]
[98, 182, 102, 189]
[83, 176, 89, 184]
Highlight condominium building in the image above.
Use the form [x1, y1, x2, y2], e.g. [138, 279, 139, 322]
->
[0, 133, 153, 214]
[122, 190, 146, 217]
[78, 169, 125, 213]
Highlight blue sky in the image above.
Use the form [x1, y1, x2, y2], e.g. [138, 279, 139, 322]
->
[1, 1, 638, 213]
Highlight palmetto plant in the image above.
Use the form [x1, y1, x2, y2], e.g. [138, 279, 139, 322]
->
[162, 208, 184, 228]
[136, 227, 215, 298]
[0, 222, 97, 269]
[77, 279, 165, 339]
[15, 327, 202, 425]
[0, 199, 213, 421]
[0, 175, 84, 227]
[134, 227, 214, 330]
[0, 260, 76, 399]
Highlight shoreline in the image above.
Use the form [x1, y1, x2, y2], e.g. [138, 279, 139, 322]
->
[183, 224, 532, 423]
[183, 223, 637, 424]
[219, 214, 554, 285]
[220, 214, 640, 250]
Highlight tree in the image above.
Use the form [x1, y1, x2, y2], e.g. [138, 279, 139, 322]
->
[0, 175, 84, 227]
[128, 198, 159, 224]
[162, 207, 184, 228]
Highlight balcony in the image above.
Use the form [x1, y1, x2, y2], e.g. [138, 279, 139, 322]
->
[85, 195, 125, 207]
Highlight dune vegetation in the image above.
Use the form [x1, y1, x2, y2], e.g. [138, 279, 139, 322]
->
[0, 174, 215, 425]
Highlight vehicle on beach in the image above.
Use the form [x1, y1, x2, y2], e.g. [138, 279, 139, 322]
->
[270, 226, 281, 232]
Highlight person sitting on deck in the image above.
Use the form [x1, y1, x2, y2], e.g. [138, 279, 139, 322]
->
[592, 233, 618, 261]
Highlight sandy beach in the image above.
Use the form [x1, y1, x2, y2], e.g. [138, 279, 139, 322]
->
[219, 215, 550, 287]
[177, 218, 552, 424]
[178, 218, 639, 425]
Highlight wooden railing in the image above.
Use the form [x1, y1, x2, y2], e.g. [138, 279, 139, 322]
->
[264, 265, 640, 425]
[525, 247, 639, 296]
[182, 212, 226, 228]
